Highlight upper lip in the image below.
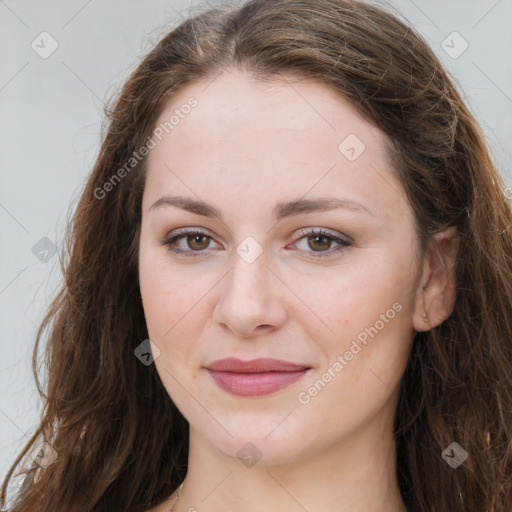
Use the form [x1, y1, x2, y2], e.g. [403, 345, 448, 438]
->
[205, 358, 310, 373]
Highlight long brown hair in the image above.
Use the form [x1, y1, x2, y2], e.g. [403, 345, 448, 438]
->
[2, 1, 512, 510]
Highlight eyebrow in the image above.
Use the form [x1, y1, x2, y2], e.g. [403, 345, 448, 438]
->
[149, 195, 375, 219]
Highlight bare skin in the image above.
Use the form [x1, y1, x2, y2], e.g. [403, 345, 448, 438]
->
[140, 70, 458, 512]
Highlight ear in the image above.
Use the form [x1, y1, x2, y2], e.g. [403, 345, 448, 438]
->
[413, 227, 459, 331]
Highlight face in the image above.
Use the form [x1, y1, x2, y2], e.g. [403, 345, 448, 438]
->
[138, 69, 422, 465]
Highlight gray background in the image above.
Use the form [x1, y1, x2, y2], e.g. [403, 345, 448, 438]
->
[1, 0, 511, 483]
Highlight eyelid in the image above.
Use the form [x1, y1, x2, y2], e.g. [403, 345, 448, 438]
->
[288, 227, 352, 258]
[293, 227, 352, 244]
[167, 226, 219, 241]
[161, 226, 352, 258]
[159, 227, 219, 246]
[165, 226, 351, 243]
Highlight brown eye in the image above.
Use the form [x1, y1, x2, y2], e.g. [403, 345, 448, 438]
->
[292, 228, 351, 258]
[162, 229, 221, 257]
[307, 235, 332, 251]
[187, 234, 210, 250]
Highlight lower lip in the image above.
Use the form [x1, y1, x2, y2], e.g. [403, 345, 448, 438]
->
[206, 369, 309, 397]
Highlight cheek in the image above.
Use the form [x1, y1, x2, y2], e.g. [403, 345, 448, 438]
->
[139, 248, 216, 356]
[293, 273, 412, 434]
[289, 252, 416, 406]
[290, 255, 413, 343]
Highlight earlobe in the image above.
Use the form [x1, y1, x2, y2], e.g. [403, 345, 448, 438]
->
[412, 228, 459, 331]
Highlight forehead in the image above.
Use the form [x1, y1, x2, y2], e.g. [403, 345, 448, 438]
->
[151, 69, 385, 151]
[143, 69, 403, 222]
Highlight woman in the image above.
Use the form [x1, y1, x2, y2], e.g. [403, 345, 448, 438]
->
[2, 0, 511, 511]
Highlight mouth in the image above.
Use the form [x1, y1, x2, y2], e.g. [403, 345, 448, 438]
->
[204, 358, 311, 397]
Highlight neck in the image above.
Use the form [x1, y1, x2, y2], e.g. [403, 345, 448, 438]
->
[175, 416, 408, 512]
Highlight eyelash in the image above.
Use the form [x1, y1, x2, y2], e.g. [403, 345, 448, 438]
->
[160, 228, 351, 259]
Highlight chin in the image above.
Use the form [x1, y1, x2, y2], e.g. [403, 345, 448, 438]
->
[191, 409, 322, 466]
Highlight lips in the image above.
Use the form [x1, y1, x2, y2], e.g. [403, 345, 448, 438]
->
[205, 358, 311, 397]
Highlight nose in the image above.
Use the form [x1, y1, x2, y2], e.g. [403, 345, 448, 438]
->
[212, 252, 288, 338]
